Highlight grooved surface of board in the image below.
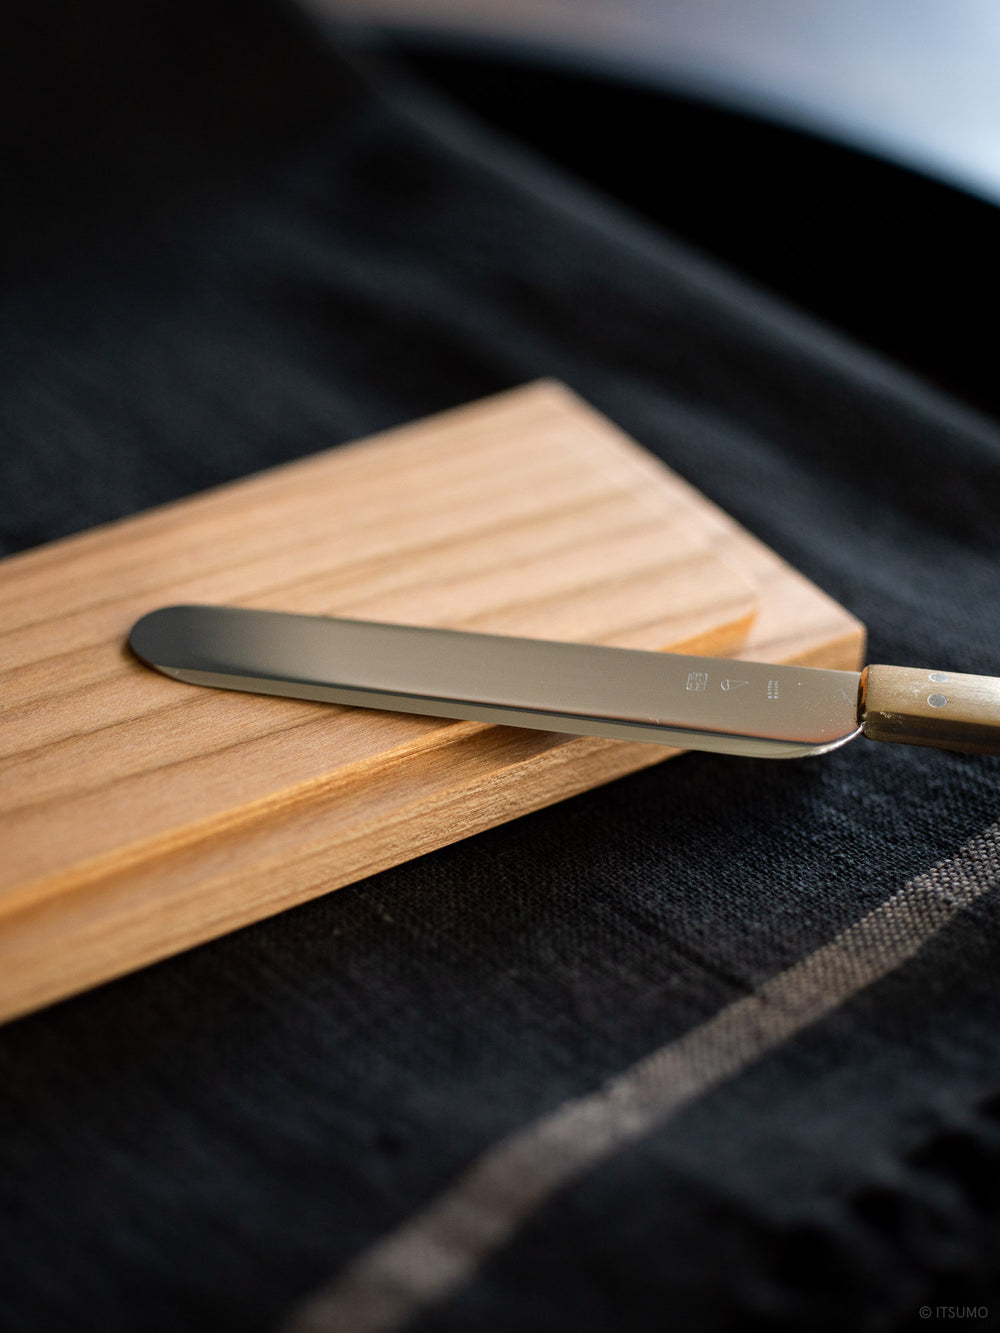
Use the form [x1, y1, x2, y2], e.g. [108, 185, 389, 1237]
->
[0, 381, 864, 1022]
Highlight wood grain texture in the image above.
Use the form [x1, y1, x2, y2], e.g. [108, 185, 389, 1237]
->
[861, 664, 1000, 754]
[0, 381, 864, 1022]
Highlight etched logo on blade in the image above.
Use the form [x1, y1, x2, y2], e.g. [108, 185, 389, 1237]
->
[686, 671, 709, 692]
[720, 679, 749, 691]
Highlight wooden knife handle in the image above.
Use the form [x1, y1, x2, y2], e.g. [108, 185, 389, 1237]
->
[860, 665, 1000, 754]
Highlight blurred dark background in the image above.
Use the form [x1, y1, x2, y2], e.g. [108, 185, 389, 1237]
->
[316, 1, 1000, 422]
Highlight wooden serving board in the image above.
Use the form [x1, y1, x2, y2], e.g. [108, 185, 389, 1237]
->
[0, 382, 864, 1023]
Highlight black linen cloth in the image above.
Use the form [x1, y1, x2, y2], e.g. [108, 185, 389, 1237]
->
[3, 3, 1000, 1330]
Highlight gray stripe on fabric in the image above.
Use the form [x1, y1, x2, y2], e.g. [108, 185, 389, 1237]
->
[280, 824, 1000, 1333]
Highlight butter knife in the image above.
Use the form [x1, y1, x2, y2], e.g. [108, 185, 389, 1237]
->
[129, 605, 1000, 759]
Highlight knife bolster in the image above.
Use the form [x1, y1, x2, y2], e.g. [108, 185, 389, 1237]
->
[860, 664, 1000, 754]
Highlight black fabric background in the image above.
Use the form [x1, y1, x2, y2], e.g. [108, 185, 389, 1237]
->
[3, 3, 1000, 1330]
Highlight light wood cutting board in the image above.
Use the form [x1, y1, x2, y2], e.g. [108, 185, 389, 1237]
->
[0, 381, 864, 1022]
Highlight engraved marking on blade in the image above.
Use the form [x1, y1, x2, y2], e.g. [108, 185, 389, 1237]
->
[686, 672, 709, 692]
[767, 679, 780, 700]
[720, 679, 749, 691]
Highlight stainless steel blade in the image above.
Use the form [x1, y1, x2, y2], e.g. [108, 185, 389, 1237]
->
[129, 605, 862, 759]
